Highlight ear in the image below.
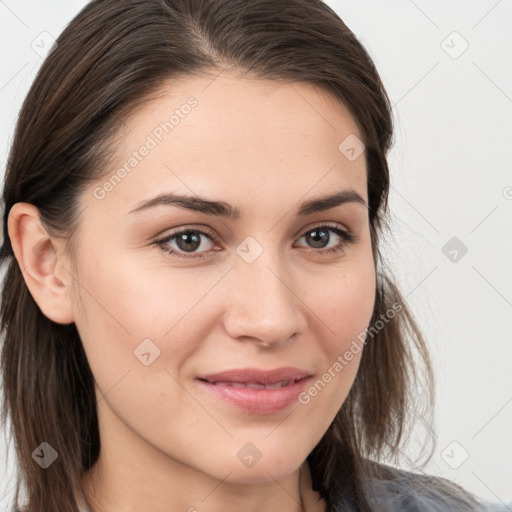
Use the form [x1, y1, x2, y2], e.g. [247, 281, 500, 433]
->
[7, 202, 75, 325]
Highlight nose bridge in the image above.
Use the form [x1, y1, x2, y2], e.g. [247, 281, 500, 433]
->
[222, 238, 306, 346]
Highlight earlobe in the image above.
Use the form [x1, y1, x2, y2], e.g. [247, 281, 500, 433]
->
[7, 202, 76, 325]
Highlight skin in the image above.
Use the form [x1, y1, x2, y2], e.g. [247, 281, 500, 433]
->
[9, 71, 376, 512]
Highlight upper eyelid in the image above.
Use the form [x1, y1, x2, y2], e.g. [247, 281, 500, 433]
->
[294, 221, 352, 240]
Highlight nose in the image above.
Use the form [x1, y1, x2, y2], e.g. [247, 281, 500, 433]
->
[221, 248, 308, 348]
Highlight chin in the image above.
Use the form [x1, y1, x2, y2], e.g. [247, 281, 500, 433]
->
[222, 463, 300, 485]
[223, 448, 305, 484]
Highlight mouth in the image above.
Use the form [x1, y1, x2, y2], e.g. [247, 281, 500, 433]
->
[197, 378, 303, 389]
[195, 367, 312, 414]
[197, 366, 311, 385]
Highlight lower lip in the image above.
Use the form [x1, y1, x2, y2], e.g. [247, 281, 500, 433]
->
[196, 377, 311, 414]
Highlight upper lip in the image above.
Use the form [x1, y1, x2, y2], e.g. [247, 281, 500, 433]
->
[197, 367, 311, 385]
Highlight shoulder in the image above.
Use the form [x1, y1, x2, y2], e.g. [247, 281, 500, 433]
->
[357, 460, 488, 512]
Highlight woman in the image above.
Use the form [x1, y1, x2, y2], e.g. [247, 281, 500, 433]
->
[0, 0, 492, 511]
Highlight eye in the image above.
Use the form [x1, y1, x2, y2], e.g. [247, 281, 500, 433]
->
[155, 226, 219, 259]
[294, 222, 356, 256]
[154, 222, 356, 259]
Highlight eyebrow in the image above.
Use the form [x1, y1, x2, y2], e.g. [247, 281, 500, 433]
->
[128, 189, 367, 219]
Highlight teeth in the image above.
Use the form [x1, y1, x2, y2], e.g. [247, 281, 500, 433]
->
[245, 382, 265, 389]
[228, 382, 250, 388]
[213, 381, 249, 387]
[211, 380, 290, 389]
[265, 380, 290, 388]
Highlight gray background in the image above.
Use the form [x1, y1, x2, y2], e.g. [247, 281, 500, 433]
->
[0, 0, 511, 508]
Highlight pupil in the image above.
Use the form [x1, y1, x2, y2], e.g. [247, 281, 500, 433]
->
[307, 228, 328, 248]
[177, 231, 201, 252]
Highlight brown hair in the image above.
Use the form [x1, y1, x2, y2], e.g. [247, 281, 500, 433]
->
[0, 1, 484, 511]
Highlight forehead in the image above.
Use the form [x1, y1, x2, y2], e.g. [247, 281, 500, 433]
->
[85, 71, 367, 218]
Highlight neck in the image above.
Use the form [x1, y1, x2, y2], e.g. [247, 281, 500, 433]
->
[81, 448, 325, 512]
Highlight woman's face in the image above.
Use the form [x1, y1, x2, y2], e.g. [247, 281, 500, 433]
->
[70, 72, 375, 490]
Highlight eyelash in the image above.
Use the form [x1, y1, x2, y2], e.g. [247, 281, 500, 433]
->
[154, 222, 357, 260]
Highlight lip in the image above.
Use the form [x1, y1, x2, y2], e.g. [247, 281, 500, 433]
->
[197, 366, 311, 385]
[195, 367, 312, 414]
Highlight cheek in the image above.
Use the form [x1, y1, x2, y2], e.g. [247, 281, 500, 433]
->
[71, 250, 224, 396]
[322, 255, 377, 347]
[306, 257, 376, 402]
[339, 273, 375, 337]
[70, 259, 206, 444]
